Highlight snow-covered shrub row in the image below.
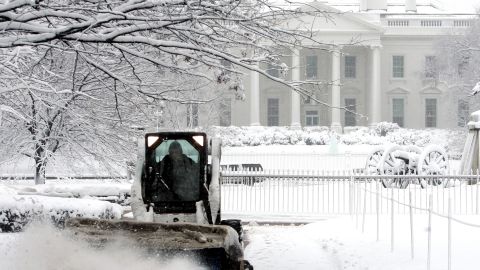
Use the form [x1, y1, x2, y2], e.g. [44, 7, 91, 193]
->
[0, 186, 122, 232]
[205, 126, 336, 146]
[205, 123, 467, 155]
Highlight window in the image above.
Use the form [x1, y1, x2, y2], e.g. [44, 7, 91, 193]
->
[267, 62, 279, 78]
[306, 56, 318, 80]
[187, 104, 198, 127]
[392, 98, 404, 127]
[425, 56, 437, 78]
[344, 98, 356, 126]
[458, 100, 469, 127]
[425, 98, 437, 128]
[267, 98, 279, 126]
[219, 98, 231, 126]
[392, 55, 404, 78]
[305, 110, 319, 126]
[344, 56, 356, 78]
[146, 137, 202, 202]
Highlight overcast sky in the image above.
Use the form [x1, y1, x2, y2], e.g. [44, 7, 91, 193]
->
[441, 0, 480, 13]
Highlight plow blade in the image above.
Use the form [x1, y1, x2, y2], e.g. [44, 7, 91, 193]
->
[65, 218, 250, 270]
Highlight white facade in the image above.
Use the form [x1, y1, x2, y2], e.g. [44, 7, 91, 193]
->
[230, 0, 475, 130]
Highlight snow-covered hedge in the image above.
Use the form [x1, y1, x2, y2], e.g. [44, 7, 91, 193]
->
[205, 123, 467, 155]
[0, 186, 123, 232]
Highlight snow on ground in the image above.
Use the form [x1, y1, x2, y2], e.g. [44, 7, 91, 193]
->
[244, 214, 480, 270]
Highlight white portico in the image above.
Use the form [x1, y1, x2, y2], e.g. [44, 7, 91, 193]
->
[245, 1, 384, 131]
[230, 0, 475, 131]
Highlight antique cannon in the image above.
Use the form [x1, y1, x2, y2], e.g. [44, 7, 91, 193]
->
[365, 144, 449, 188]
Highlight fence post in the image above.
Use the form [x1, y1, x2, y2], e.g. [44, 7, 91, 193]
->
[376, 181, 380, 242]
[349, 175, 354, 216]
[409, 191, 414, 259]
[427, 194, 433, 270]
[476, 170, 479, 215]
[391, 188, 394, 252]
[448, 197, 452, 270]
[362, 178, 367, 233]
[356, 176, 360, 229]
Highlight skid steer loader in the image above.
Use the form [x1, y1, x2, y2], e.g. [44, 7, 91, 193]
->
[66, 131, 252, 269]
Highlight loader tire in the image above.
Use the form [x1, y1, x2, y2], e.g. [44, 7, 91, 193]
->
[221, 219, 243, 243]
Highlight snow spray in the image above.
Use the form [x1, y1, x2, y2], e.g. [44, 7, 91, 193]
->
[0, 222, 206, 270]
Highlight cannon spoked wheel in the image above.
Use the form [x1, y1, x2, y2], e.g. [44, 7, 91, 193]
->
[417, 145, 449, 188]
[378, 145, 410, 189]
[365, 147, 385, 175]
[403, 145, 422, 170]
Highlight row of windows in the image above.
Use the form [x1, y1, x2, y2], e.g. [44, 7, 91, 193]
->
[266, 97, 470, 128]
[267, 55, 441, 80]
[192, 97, 469, 128]
[267, 98, 359, 127]
[393, 55, 438, 79]
[267, 56, 357, 80]
[391, 98, 469, 128]
[305, 55, 357, 80]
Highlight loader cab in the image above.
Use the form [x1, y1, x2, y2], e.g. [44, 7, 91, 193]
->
[142, 132, 208, 214]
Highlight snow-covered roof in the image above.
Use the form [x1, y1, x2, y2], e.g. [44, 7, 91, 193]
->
[269, 0, 477, 19]
[324, 0, 475, 14]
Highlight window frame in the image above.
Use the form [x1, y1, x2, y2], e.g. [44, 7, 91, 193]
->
[392, 98, 405, 127]
[267, 98, 280, 126]
[392, 55, 405, 78]
[305, 55, 318, 80]
[305, 110, 319, 126]
[344, 55, 357, 79]
[425, 98, 437, 128]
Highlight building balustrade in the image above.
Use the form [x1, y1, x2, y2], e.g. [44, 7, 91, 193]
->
[384, 18, 472, 28]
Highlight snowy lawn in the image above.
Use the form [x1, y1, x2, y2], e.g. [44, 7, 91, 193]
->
[244, 214, 480, 270]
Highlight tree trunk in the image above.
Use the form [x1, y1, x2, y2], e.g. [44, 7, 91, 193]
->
[34, 144, 47, 185]
[34, 161, 46, 185]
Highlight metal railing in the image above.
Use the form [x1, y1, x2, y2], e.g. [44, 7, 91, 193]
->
[220, 170, 480, 216]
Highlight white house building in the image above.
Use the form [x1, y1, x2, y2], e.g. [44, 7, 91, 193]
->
[225, 0, 476, 131]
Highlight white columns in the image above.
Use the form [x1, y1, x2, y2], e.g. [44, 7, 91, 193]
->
[249, 66, 261, 126]
[330, 47, 342, 133]
[291, 49, 301, 127]
[369, 45, 382, 126]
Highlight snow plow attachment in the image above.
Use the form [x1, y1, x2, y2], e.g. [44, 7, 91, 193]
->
[65, 218, 252, 270]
